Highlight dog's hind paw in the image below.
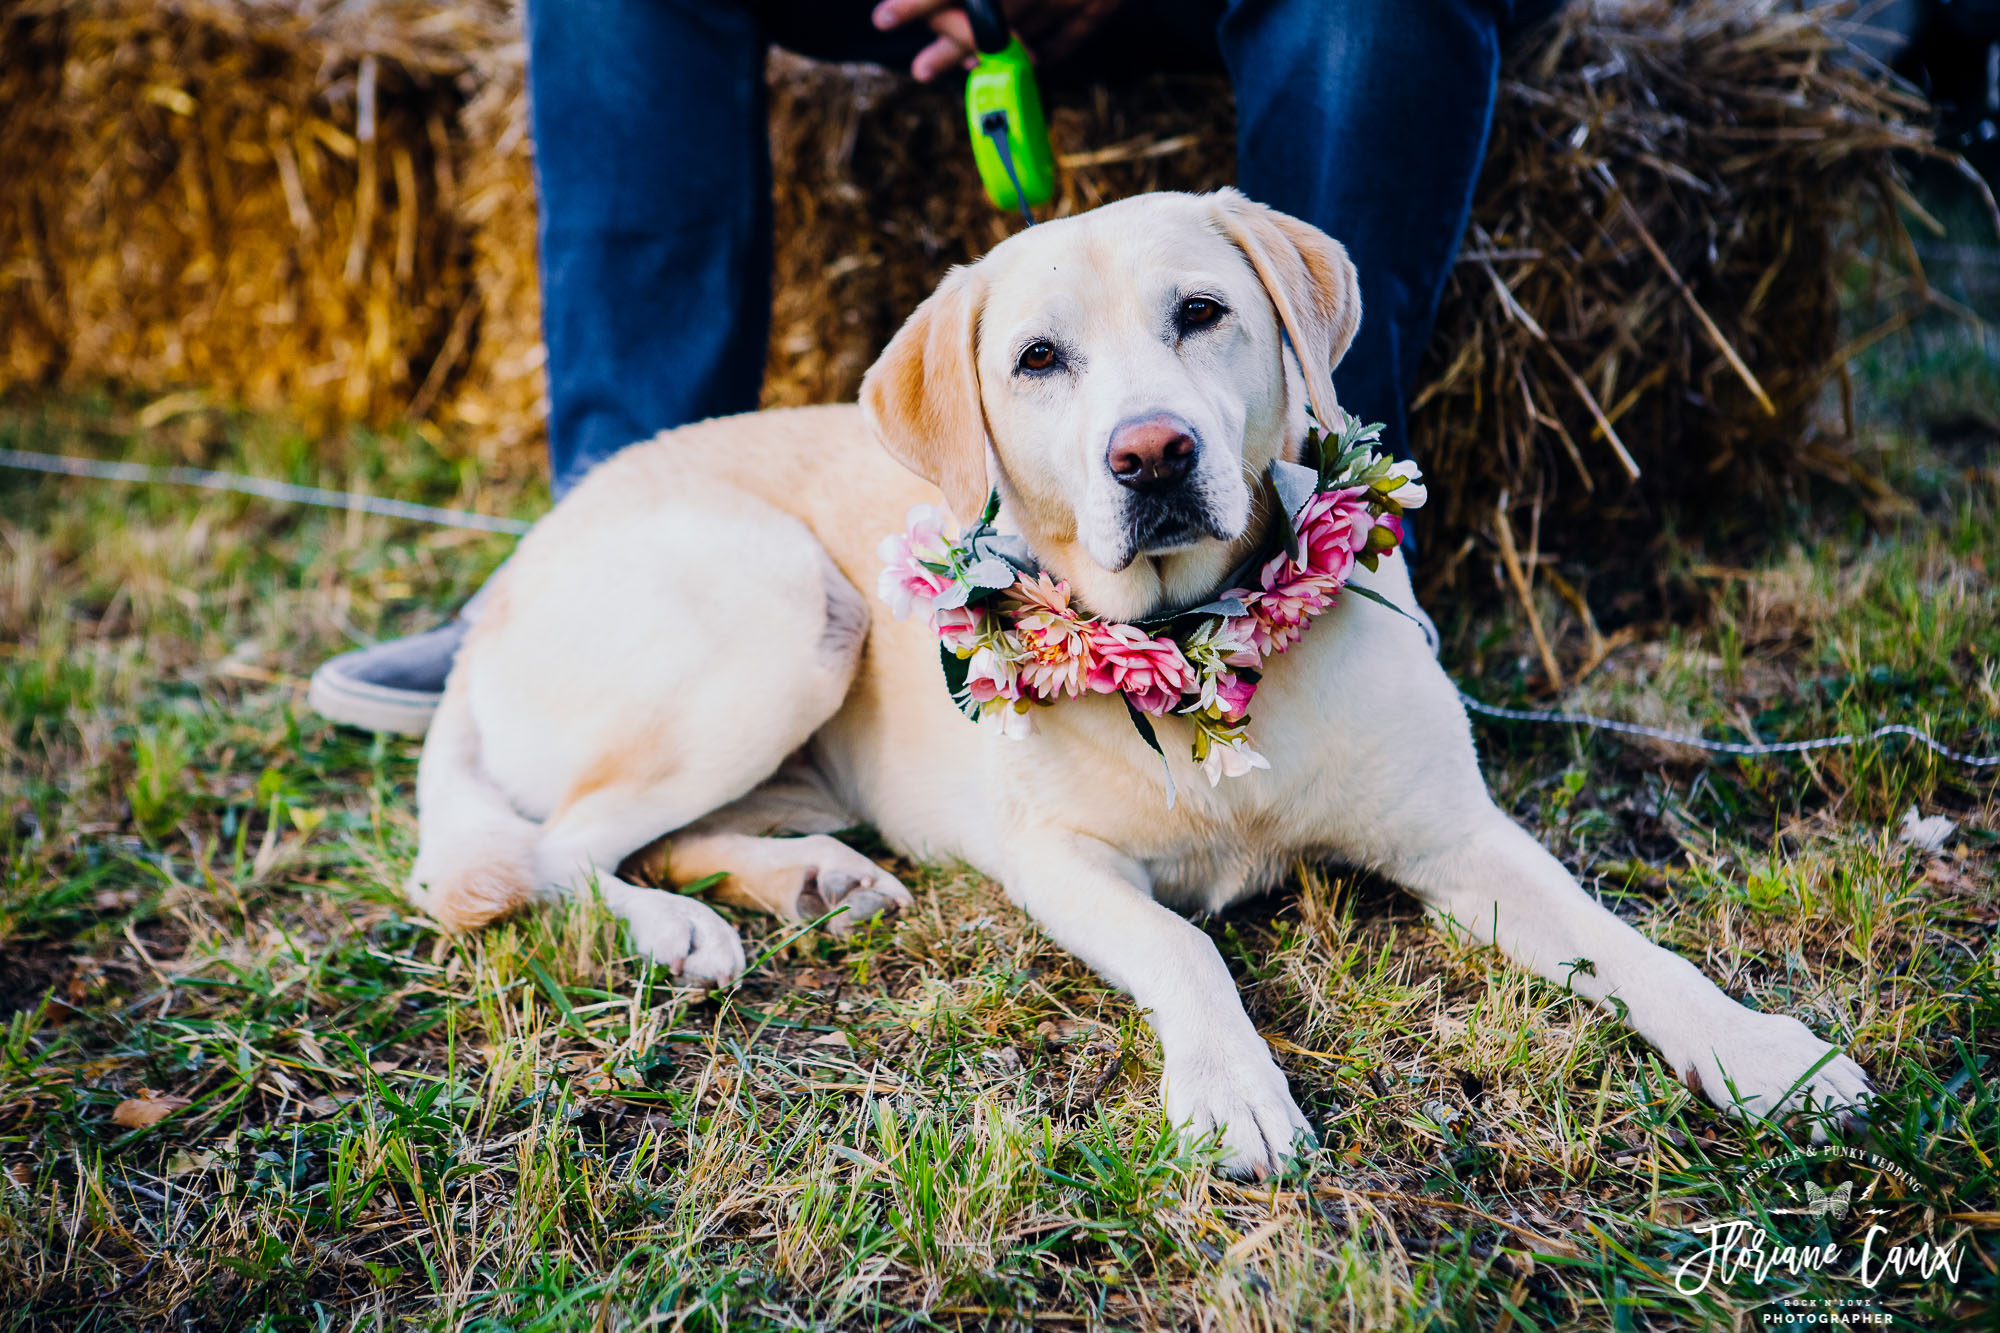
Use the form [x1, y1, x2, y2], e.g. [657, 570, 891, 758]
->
[1676, 1010, 1873, 1141]
[786, 837, 914, 936]
[618, 886, 748, 989]
[1163, 1040, 1316, 1180]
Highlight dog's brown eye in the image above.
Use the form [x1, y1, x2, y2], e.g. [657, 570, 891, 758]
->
[1018, 341, 1059, 373]
[1179, 296, 1223, 329]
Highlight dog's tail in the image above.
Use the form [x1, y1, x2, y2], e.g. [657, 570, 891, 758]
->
[406, 674, 539, 932]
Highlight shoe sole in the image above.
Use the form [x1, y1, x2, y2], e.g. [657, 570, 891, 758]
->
[307, 666, 439, 737]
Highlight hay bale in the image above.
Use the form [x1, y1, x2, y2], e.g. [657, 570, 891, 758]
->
[442, 26, 540, 475]
[0, 11, 68, 388]
[1, 0, 1950, 594]
[1415, 1, 1945, 589]
[0, 0, 498, 429]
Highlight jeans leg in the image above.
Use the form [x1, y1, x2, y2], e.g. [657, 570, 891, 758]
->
[526, 0, 772, 494]
[1219, 0, 1538, 470]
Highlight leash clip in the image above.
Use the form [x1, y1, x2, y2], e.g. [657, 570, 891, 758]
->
[963, 0, 1055, 222]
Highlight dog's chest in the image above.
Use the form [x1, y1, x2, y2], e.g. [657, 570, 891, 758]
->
[1014, 701, 1352, 912]
[1142, 838, 1305, 915]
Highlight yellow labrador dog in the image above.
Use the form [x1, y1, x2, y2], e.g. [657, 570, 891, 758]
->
[408, 189, 1869, 1177]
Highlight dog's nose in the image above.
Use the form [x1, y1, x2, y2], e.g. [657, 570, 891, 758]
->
[1107, 415, 1198, 492]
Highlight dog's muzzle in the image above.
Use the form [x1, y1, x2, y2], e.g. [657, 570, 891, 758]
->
[1107, 413, 1232, 558]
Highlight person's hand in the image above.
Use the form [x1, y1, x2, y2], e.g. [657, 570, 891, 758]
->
[871, 0, 1125, 82]
[1007, 0, 1125, 64]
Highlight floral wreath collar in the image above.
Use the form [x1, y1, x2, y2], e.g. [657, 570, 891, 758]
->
[877, 410, 1427, 800]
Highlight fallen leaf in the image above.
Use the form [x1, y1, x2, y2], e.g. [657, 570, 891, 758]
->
[164, 1148, 215, 1176]
[112, 1094, 190, 1130]
[1036, 1019, 1085, 1045]
[368, 1060, 399, 1075]
[304, 1094, 356, 1118]
[1924, 858, 1978, 894]
[811, 1030, 851, 1049]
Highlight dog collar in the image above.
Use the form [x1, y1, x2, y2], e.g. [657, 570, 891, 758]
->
[877, 410, 1426, 800]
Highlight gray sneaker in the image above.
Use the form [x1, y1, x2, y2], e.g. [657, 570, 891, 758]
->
[308, 618, 467, 736]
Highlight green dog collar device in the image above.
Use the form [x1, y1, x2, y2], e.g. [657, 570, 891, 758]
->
[963, 0, 1055, 223]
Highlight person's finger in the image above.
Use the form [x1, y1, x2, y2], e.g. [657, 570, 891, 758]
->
[911, 31, 975, 81]
[871, 0, 955, 30]
[925, 8, 976, 49]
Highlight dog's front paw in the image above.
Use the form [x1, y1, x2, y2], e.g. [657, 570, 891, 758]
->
[622, 888, 748, 988]
[1674, 1010, 1872, 1140]
[784, 836, 914, 936]
[1162, 1040, 1314, 1179]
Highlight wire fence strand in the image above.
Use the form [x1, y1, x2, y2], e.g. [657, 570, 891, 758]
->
[6, 444, 1997, 767]
[0, 446, 531, 536]
[1458, 694, 2000, 768]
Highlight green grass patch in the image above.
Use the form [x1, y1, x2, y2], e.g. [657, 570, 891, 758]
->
[0, 372, 1993, 1330]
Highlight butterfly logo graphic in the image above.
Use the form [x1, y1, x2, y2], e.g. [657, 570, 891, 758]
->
[1802, 1180, 1853, 1220]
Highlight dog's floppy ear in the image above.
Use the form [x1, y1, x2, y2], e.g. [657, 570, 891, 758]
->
[1209, 187, 1361, 427]
[861, 266, 992, 524]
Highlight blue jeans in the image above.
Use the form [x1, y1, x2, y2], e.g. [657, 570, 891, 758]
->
[526, 0, 1561, 497]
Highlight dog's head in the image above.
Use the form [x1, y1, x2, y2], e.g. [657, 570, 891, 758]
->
[861, 188, 1360, 622]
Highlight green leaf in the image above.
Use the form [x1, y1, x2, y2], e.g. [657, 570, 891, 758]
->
[939, 642, 977, 718]
[527, 958, 593, 1043]
[1122, 698, 1178, 808]
[1344, 582, 1422, 626]
[962, 556, 1017, 590]
[1265, 471, 1301, 563]
[980, 488, 1002, 525]
[1122, 697, 1165, 756]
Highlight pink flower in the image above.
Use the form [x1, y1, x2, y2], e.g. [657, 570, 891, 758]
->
[1007, 573, 1093, 701]
[877, 556, 950, 622]
[1293, 487, 1374, 586]
[1239, 567, 1335, 655]
[1227, 488, 1379, 655]
[1183, 666, 1259, 721]
[875, 505, 957, 621]
[965, 644, 1023, 704]
[932, 603, 986, 655]
[1213, 671, 1257, 721]
[902, 504, 953, 559]
[1085, 623, 1195, 715]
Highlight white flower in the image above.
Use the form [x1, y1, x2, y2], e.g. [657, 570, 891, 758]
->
[1181, 613, 1263, 672]
[1199, 732, 1270, 786]
[987, 701, 1038, 740]
[1384, 459, 1428, 510]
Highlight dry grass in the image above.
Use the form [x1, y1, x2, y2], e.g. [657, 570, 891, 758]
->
[0, 301, 1994, 1325]
[2, 5, 1997, 1328]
